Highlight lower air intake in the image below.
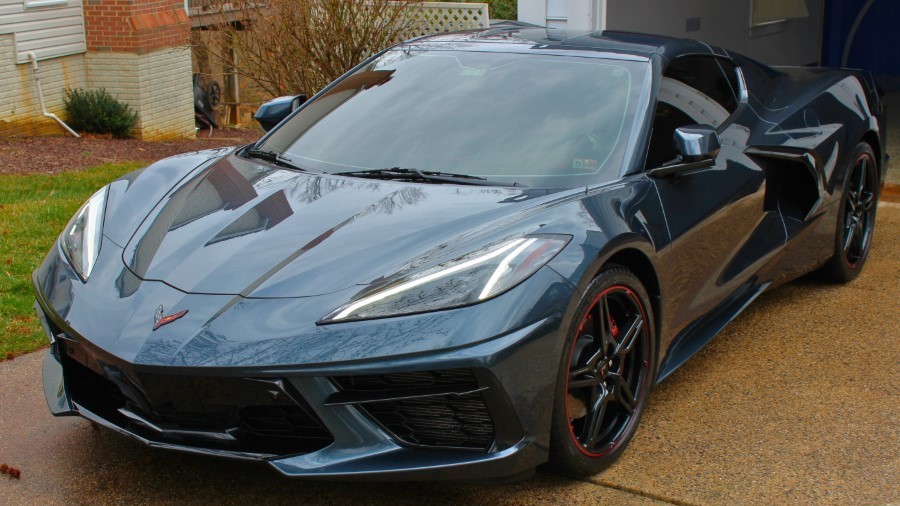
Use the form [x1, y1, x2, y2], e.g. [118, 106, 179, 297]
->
[333, 369, 495, 451]
[63, 353, 333, 457]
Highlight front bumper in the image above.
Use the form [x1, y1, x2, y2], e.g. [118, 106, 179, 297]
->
[36, 297, 562, 481]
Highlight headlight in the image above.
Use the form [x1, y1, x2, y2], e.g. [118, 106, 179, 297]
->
[322, 235, 570, 322]
[61, 186, 108, 281]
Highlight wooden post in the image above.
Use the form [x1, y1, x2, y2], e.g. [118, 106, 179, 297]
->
[224, 29, 240, 125]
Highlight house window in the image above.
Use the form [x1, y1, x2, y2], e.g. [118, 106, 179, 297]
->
[750, 0, 809, 27]
[24, 0, 68, 8]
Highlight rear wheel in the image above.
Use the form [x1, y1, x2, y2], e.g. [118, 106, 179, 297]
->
[819, 142, 879, 282]
[548, 266, 657, 475]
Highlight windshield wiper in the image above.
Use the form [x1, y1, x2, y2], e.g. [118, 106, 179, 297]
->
[244, 148, 313, 173]
[334, 167, 518, 187]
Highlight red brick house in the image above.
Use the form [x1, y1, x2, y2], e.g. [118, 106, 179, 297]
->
[1, 0, 195, 139]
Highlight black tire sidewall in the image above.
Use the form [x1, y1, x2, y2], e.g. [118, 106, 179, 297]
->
[547, 265, 658, 476]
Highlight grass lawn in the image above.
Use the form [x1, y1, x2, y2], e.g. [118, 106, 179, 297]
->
[0, 162, 142, 360]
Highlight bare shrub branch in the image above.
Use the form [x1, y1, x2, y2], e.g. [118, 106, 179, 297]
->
[191, 0, 420, 98]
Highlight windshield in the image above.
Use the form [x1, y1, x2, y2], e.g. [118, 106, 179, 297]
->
[258, 50, 650, 189]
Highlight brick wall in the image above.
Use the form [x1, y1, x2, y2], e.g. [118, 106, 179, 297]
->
[83, 0, 190, 54]
[1, 0, 193, 140]
[135, 47, 195, 140]
[0, 35, 87, 137]
[84, 51, 140, 105]
[79, 0, 194, 140]
[83, 0, 137, 53]
[86, 46, 194, 140]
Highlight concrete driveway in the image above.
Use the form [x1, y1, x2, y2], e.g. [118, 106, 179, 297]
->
[1, 204, 897, 506]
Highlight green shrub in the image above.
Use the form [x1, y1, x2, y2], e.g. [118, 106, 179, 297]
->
[491, 0, 518, 20]
[467, 0, 516, 20]
[64, 88, 138, 138]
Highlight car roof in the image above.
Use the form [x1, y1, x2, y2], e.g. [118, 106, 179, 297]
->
[404, 27, 726, 62]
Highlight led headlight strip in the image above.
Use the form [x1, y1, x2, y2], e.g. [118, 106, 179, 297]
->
[478, 238, 537, 299]
[332, 238, 528, 321]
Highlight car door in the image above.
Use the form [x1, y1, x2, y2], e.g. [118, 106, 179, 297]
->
[649, 55, 787, 339]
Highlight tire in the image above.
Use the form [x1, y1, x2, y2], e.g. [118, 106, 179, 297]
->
[548, 265, 657, 476]
[818, 142, 879, 282]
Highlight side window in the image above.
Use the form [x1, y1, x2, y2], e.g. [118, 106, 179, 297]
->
[716, 58, 742, 105]
[645, 56, 740, 168]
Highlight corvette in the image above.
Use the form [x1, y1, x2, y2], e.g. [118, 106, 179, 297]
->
[35, 28, 885, 481]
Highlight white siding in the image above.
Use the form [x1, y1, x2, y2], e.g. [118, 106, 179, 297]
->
[518, 0, 825, 67]
[518, 0, 604, 31]
[0, 33, 86, 136]
[0, 0, 86, 63]
[605, 0, 824, 66]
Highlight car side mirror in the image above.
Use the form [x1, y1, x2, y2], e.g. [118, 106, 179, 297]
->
[674, 124, 720, 162]
[291, 94, 307, 111]
[254, 94, 308, 132]
[648, 124, 721, 178]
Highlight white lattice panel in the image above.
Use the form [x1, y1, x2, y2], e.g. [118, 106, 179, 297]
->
[406, 2, 490, 37]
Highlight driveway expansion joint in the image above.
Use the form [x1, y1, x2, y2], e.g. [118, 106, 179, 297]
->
[573, 475, 699, 506]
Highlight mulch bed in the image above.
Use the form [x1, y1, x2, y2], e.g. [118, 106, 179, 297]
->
[0, 127, 261, 175]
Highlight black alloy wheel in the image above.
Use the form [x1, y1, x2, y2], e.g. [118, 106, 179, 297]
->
[842, 151, 877, 269]
[819, 142, 879, 282]
[208, 80, 222, 109]
[549, 266, 656, 475]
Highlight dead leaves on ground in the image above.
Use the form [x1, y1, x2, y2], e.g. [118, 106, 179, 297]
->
[0, 464, 21, 479]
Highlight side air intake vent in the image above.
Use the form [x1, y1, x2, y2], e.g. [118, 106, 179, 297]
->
[747, 146, 822, 223]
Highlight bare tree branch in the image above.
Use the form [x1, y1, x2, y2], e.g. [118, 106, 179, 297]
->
[191, 0, 421, 98]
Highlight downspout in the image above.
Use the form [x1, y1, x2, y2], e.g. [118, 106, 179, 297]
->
[595, 0, 607, 31]
[25, 51, 80, 138]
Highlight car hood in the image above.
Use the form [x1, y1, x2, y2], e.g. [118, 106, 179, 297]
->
[121, 154, 564, 298]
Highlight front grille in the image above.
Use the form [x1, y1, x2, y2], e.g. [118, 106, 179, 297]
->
[240, 405, 331, 439]
[334, 369, 495, 451]
[62, 352, 333, 457]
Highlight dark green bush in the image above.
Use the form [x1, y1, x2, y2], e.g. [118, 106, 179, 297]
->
[467, 0, 516, 20]
[64, 88, 138, 138]
[489, 0, 517, 20]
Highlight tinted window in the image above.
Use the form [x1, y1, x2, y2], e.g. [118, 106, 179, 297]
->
[259, 51, 651, 189]
[731, 53, 781, 108]
[645, 56, 739, 168]
[666, 56, 739, 115]
[717, 58, 741, 102]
